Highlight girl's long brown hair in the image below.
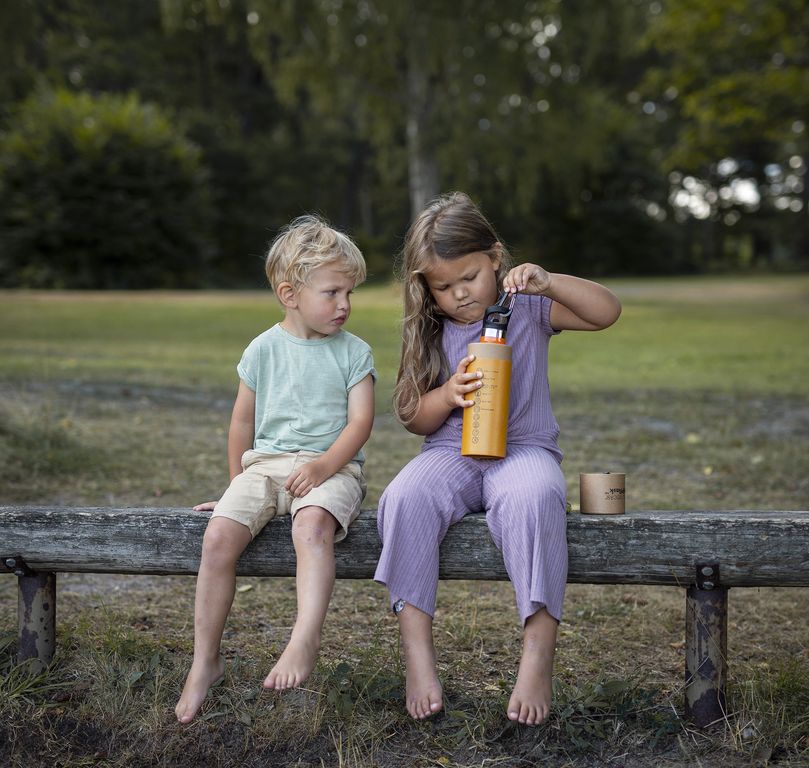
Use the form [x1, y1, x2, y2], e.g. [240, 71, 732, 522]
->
[393, 192, 511, 425]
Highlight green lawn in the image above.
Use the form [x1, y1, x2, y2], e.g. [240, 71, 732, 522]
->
[2, 274, 808, 406]
[550, 275, 809, 396]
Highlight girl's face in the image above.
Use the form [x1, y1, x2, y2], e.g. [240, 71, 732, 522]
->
[423, 250, 501, 325]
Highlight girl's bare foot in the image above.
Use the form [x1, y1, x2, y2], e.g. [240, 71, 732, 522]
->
[263, 636, 319, 690]
[507, 648, 553, 725]
[175, 655, 225, 723]
[399, 603, 443, 719]
[507, 609, 556, 726]
[404, 644, 444, 719]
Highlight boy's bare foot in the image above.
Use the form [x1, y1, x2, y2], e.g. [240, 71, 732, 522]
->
[405, 648, 444, 719]
[175, 655, 225, 724]
[263, 636, 319, 690]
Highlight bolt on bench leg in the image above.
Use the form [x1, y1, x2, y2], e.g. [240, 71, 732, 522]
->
[685, 580, 728, 727]
[18, 570, 57, 673]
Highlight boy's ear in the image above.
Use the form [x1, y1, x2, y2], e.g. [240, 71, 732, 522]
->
[275, 281, 298, 308]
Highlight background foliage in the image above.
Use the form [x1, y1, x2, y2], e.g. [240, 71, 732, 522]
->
[0, 0, 806, 287]
[0, 89, 213, 288]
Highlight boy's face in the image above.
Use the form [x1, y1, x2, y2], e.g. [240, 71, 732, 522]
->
[423, 250, 501, 325]
[283, 263, 356, 339]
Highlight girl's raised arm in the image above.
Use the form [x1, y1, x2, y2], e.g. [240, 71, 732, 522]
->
[504, 264, 621, 332]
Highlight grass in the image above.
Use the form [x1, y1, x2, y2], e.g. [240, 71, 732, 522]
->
[0, 287, 403, 404]
[549, 274, 809, 396]
[1, 275, 808, 767]
[3, 274, 808, 401]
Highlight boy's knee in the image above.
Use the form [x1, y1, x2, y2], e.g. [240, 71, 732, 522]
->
[292, 506, 338, 545]
[201, 518, 250, 565]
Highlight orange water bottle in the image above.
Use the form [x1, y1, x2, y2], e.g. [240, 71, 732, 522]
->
[461, 292, 515, 459]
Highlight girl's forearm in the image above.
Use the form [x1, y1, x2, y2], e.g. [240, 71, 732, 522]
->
[404, 385, 456, 435]
[546, 273, 621, 330]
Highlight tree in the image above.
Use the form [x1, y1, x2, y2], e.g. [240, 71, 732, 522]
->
[641, 0, 809, 266]
[245, 0, 566, 218]
[643, 0, 808, 167]
[245, 0, 673, 277]
[0, 89, 214, 288]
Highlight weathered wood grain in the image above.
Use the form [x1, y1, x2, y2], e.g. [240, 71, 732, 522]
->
[4, 505, 807, 727]
[2, 506, 808, 586]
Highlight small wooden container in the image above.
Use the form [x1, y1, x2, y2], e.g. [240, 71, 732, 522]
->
[579, 472, 626, 515]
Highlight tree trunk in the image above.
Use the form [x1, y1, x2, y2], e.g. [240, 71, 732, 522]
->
[405, 40, 439, 219]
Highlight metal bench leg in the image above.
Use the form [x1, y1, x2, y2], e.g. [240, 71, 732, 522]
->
[685, 563, 728, 727]
[6, 557, 57, 672]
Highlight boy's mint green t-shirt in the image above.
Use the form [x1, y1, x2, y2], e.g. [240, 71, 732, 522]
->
[237, 324, 376, 464]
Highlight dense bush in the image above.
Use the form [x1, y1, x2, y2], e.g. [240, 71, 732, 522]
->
[0, 89, 214, 288]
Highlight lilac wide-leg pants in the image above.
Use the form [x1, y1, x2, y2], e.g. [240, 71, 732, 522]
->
[374, 445, 568, 624]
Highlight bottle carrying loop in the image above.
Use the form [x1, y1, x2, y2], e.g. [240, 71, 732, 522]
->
[480, 292, 516, 343]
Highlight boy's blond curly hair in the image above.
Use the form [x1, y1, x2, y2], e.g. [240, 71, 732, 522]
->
[265, 215, 366, 291]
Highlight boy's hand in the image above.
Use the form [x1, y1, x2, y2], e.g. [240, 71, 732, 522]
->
[442, 354, 483, 409]
[503, 263, 552, 295]
[286, 458, 332, 498]
[193, 501, 218, 511]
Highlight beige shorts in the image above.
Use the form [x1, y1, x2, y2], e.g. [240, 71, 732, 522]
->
[211, 450, 366, 542]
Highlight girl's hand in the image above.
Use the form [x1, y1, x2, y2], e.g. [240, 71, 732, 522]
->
[503, 263, 552, 295]
[442, 354, 483, 409]
[286, 458, 331, 498]
[193, 501, 218, 511]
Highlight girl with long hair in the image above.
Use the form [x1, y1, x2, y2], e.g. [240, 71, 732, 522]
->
[375, 192, 621, 724]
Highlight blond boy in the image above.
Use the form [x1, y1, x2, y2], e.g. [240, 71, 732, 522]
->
[176, 216, 376, 723]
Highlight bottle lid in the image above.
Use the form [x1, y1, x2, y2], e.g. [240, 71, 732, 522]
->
[481, 291, 516, 340]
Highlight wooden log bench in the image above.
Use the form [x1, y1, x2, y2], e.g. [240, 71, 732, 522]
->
[2, 506, 808, 728]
